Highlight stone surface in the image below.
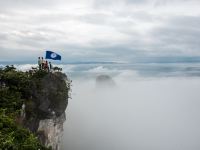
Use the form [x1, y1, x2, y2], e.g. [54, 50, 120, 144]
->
[23, 72, 70, 150]
[37, 113, 66, 150]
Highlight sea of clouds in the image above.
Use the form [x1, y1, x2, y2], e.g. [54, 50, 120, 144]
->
[1, 63, 200, 150]
[60, 63, 200, 150]
[62, 74, 200, 150]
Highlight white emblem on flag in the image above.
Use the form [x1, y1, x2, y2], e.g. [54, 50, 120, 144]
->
[51, 53, 57, 58]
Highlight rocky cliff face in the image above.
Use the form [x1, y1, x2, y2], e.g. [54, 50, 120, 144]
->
[23, 72, 70, 150]
[37, 113, 66, 150]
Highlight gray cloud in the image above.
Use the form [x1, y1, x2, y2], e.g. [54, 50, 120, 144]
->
[0, 0, 200, 62]
[149, 16, 200, 55]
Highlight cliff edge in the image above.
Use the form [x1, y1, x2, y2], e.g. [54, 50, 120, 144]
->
[0, 65, 71, 150]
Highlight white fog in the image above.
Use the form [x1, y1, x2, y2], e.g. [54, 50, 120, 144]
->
[62, 74, 200, 150]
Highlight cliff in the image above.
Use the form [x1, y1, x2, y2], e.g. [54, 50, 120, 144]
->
[0, 65, 71, 150]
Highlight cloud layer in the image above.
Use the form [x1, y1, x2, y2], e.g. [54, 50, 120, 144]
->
[0, 0, 200, 62]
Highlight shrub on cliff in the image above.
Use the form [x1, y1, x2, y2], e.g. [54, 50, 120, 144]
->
[0, 65, 63, 149]
[0, 110, 49, 150]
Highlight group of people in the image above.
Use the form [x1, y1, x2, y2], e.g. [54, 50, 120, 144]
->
[38, 57, 52, 72]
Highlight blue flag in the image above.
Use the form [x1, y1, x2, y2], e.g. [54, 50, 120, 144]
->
[45, 51, 61, 60]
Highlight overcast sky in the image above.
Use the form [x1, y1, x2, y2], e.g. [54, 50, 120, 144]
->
[0, 0, 200, 62]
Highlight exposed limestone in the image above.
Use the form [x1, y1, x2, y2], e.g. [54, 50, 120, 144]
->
[37, 113, 66, 150]
[23, 72, 70, 150]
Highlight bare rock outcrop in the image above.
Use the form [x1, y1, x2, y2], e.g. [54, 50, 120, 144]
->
[23, 72, 70, 150]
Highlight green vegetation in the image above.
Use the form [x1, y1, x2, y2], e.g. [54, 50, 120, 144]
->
[0, 110, 48, 150]
[0, 65, 50, 150]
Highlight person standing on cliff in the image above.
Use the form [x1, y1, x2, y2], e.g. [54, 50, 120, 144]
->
[44, 60, 49, 72]
[41, 57, 45, 70]
[38, 57, 42, 70]
[49, 62, 53, 72]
